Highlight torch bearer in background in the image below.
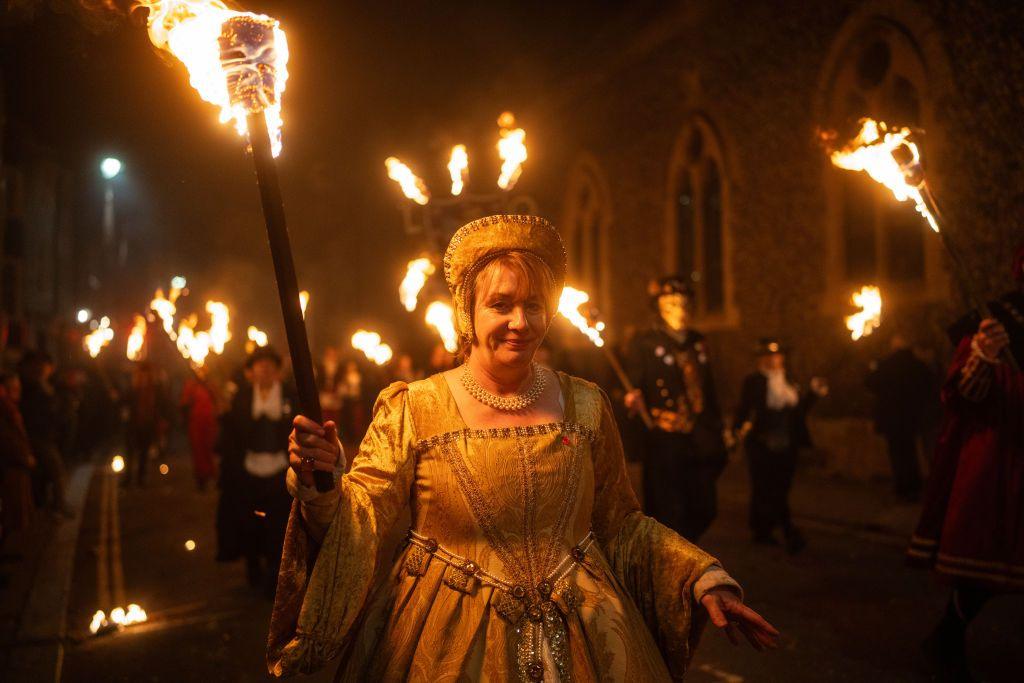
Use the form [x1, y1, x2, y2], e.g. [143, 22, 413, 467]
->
[141, 1, 330, 490]
[558, 287, 654, 429]
[826, 118, 1018, 370]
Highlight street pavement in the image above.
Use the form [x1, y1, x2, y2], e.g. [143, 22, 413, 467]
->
[53, 445, 1023, 683]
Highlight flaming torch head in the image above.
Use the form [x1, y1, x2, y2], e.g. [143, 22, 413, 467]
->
[425, 301, 459, 353]
[845, 285, 883, 341]
[399, 258, 436, 312]
[141, 1, 289, 156]
[827, 118, 938, 232]
[448, 145, 469, 196]
[385, 157, 430, 205]
[496, 112, 527, 191]
[557, 286, 605, 347]
[351, 330, 394, 366]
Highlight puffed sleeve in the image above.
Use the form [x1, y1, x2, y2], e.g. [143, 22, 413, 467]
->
[590, 389, 717, 680]
[268, 382, 416, 677]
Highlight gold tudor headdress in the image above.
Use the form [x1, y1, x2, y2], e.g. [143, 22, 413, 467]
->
[443, 215, 567, 340]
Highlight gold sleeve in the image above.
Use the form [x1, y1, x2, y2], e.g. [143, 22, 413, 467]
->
[590, 390, 716, 680]
[268, 382, 417, 677]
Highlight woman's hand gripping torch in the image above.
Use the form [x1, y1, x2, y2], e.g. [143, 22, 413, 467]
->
[217, 16, 333, 491]
[558, 287, 655, 429]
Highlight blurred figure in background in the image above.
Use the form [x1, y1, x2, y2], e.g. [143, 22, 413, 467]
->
[124, 361, 170, 488]
[0, 371, 35, 536]
[866, 332, 936, 502]
[180, 365, 219, 491]
[18, 351, 71, 517]
[625, 276, 727, 542]
[217, 347, 296, 596]
[390, 352, 421, 384]
[316, 346, 343, 427]
[337, 359, 366, 446]
[734, 339, 827, 554]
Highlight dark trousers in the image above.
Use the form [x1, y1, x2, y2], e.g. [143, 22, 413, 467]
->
[746, 441, 797, 539]
[642, 432, 722, 542]
[884, 430, 922, 498]
[241, 471, 292, 583]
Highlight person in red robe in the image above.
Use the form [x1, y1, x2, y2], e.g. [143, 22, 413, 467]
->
[180, 366, 219, 491]
[908, 245, 1024, 680]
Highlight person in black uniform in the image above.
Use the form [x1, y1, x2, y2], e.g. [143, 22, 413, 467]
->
[624, 276, 727, 542]
[734, 339, 827, 554]
[216, 346, 297, 597]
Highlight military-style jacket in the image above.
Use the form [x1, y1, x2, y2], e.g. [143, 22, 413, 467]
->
[626, 325, 725, 455]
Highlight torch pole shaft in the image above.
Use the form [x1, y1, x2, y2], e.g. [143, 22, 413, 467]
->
[247, 112, 333, 492]
[920, 185, 1019, 371]
[601, 345, 655, 430]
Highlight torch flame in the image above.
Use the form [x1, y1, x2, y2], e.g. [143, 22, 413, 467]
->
[447, 144, 469, 196]
[138, 1, 290, 156]
[425, 301, 459, 353]
[299, 290, 309, 318]
[84, 317, 115, 358]
[111, 455, 125, 473]
[89, 610, 107, 634]
[385, 157, 430, 205]
[205, 300, 231, 354]
[828, 118, 938, 232]
[176, 315, 212, 366]
[845, 285, 883, 341]
[496, 112, 527, 191]
[557, 286, 605, 347]
[246, 325, 269, 353]
[150, 288, 179, 341]
[351, 330, 394, 366]
[399, 258, 436, 312]
[126, 315, 147, 361]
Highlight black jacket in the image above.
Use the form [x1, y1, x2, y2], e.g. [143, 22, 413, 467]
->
[865, 347, 936, 435]
[216, 382, 297, 485]
[735, 372, 816, 451]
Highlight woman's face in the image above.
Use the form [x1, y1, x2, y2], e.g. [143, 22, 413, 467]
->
[472, 264, 548, 370]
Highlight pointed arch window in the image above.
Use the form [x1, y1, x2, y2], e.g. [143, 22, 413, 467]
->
[666, 117, 735, 325]
[562, 155, 613, 315]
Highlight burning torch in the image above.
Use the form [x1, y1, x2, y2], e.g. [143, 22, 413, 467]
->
[141, 2, 330, 490]
[827, 119, 1018, 370]
[558, 287, 654, 429]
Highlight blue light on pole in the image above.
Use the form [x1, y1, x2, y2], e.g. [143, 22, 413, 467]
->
[100, 157, 122, 180]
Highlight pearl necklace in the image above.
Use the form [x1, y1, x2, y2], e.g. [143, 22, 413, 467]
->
[461, 362, 547, 412]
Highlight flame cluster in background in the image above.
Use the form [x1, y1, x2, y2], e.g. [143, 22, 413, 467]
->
[827, 118, 938, 232]
[845, 285, 883, 341]
[84, 317, 115, 359]
[400, 258, 436, 312]
[425, 301, 459, 353]
[351, 330, 394, 365]
[557, 287, 606, 347]
[138, 0, 290, 156]
[385, 111, 527, 204]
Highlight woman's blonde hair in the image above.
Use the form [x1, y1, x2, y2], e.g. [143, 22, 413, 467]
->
[460, 250, 557, 357]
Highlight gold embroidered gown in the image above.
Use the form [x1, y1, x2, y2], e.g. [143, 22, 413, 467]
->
[268, 372, 717, 681]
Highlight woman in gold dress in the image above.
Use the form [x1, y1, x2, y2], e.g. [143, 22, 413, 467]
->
[269, 215, 778, 681]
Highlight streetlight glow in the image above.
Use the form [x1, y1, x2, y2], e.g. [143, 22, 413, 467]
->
[100, 157, 123, 180]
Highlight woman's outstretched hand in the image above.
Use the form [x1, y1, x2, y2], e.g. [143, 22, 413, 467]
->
[701, 588, 780, 651]
[288, 415, 343, 488]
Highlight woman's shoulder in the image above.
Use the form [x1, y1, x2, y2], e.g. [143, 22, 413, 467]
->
[555, 370, 604, 400]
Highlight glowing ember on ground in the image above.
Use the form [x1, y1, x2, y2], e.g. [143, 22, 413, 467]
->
[425, 301, 459, 353]
[496, 112, 527, 190]
[385, 157, 430, 205]
[89, 610, 107, 634]
[106, 603, 148, 628]
[827, 118, 938, 232]
[138, 0, 290, 156]
[185, 539, 197, 551]
[126, 315, 147, 361]
[84, 317, 115, 358]
[447, 144, 468, 196]
[111, 455, 125, 473]
[159, 464, 170, 475]
[558, 286, 606, 347]
[845, 285, 883, 341]
[150, 288, 179, 341]
[399, 258, 436, 312]
[351, 330, 394, 366]
[299, 290, 310, 318]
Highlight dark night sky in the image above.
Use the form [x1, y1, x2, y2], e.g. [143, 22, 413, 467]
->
[2, 0, 638, 357]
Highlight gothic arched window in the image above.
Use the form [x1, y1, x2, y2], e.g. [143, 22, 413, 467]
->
[821, 17, 944, 295]
[666, 117, 734, 324]
[561, 154, 613, 314]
